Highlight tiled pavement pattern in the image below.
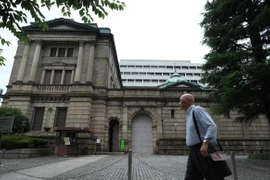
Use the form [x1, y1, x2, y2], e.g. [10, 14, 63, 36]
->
[0, 154, 270, 180]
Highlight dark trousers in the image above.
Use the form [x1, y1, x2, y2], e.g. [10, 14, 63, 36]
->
[184, 143, 225, 180]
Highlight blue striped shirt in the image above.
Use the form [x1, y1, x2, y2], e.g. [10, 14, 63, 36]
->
[186, 105, 217, 146]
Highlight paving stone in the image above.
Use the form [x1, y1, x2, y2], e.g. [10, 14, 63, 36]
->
[0, 155, 269, 180]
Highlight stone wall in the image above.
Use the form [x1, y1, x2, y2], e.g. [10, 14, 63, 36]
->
[157, 138, 270, 155]
[1, 148, 53, 159]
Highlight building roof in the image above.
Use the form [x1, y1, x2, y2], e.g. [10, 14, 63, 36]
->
[158, 73, 202, 89]
[22, 18, 111, 35]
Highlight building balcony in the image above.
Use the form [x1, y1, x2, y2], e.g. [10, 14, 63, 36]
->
[35, 85, 71, 93]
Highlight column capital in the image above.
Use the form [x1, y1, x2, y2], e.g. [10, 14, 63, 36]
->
[34, 39, 42, 44]
[89, 41, 96, 46]
[78, 40, 85, 46]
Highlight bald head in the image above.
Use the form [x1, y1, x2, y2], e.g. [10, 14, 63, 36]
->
[179, 93, 195, 111]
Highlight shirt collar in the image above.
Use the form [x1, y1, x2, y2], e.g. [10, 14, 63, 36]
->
[186, 105, 195, 116]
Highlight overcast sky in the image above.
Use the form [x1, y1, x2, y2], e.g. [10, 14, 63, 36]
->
[0, 0, 209, 94]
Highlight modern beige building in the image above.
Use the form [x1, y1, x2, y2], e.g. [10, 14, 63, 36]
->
[2, 18, 270, 155]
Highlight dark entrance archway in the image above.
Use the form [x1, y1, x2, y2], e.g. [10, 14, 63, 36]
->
[109, 120, 119, 152]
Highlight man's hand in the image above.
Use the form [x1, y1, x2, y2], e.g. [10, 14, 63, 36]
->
[200, 143, 209, 157]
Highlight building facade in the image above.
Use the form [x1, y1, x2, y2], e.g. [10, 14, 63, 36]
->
[119, 59, 203, 87]
[2, 18, 270, 155]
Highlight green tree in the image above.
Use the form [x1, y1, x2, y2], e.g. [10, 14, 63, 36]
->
[0, 107, 30, 134]
[200, 0, 270, 124]
[0, 0, 125, 65]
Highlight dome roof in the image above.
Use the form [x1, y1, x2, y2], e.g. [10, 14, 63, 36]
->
[158, 73, 201, 89]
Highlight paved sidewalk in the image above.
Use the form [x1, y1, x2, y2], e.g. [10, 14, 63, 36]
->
[0, 155, 269, 180]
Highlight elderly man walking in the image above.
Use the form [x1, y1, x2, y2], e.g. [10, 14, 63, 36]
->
[179, 93, 225, 180]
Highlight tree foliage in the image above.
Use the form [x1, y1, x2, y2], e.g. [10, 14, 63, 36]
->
[0, 107, 30, 134]
[201, 0, 270, 125]
[0, 0, 125, 65]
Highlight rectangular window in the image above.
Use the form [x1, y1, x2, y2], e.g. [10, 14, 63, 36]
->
[64, 70, 72, 84]
[54, 107, 68, 127]
[50, 48, 57, 57]
[32, 107, 45, 130]
[58, 48, 66, 57]
[171, 110, 175, 118]
[43, 70, 72, 85]
[67, 48, 74, 57]
[54, 70, 62, 84]
[49, 47, 74, 57]
[44, 70, 52, 84]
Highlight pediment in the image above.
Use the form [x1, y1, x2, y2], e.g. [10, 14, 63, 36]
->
[43, 61, 75, 67]
[49, 25, 78, 30]
[23, 18, 99, 32]
[50, 61, 69, 66]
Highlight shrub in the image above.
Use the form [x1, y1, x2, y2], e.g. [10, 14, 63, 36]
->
[1, 135, 48, 149]
[249, 153, 270, 160]
[0, 107, 30, 134]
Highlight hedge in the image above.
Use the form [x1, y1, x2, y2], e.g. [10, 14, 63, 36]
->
[1, 135, 48, 149]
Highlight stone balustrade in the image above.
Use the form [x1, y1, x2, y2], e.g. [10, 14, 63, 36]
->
[35, 85, 70, 93]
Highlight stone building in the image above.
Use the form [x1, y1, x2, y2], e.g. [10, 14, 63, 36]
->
[2, 18, 270, 155]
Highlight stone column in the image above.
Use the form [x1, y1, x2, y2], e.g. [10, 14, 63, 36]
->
[156, 106, 162, 139]
[17, 43, 30, 82]
[74, 41, 84, 83]
[86, 41, 96, 83]
[29, 40, 42, 82]
[122, 105, 129, 151]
